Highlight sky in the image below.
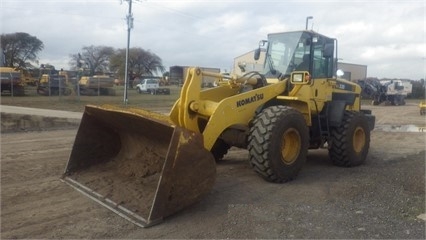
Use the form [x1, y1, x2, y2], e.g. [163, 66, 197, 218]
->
[1, 0, 425, 80]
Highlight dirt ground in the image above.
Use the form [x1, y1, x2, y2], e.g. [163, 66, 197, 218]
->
[1, 102, 425, 239]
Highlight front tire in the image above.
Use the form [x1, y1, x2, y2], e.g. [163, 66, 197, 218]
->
[328, 111, 371, 167]
[248, 106, 309, 183]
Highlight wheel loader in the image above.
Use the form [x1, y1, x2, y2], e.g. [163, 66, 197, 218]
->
[78, 75, 116, 96]
[62, 30, 375, 227]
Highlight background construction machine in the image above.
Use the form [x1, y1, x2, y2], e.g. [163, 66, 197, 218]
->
[37, 74, 71, 96]
[21, 68, 38, 86]
[358, 78, 412, 105]
[0, 67, 25, 96]
[36, 65, 71, 96]
[419, 101, 426, 115]
[0, 49, 27, 95]
[78, 75, 116, 96]
[62, 30, 375, 227]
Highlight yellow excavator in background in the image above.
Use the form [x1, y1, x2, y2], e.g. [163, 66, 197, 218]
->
[62, 30, 375, 227]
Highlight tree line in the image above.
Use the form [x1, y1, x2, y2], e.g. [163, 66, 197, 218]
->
[1, 32, 425, 98]
[1, 32, 165, 79]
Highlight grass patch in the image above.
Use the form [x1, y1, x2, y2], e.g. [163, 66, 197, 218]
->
[1, 86, 181, 112]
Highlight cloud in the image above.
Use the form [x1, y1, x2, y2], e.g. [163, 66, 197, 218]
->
[1, 0, 425, 79]
[194, 12, 248, 35]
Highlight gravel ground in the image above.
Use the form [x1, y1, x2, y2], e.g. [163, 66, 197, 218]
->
[1, 103, 425, 239]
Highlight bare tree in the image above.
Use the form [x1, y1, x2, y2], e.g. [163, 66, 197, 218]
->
[110, 47, 165, 79]
[0, 32, 44, 68]
[69, 45, 114, 75]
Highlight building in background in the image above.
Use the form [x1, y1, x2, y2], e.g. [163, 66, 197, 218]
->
[232, 49, 265, 76]
[337, 62, 367, 81]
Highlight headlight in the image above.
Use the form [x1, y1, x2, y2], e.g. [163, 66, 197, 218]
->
[290, 71, 310, 85]
[293, 73, 303, 82]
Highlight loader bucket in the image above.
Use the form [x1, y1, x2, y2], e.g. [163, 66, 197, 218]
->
[62, 105, 216, 227]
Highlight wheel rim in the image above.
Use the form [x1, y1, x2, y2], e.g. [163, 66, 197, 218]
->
[353, 126, 366, 154]
[280, 128, 301, 165]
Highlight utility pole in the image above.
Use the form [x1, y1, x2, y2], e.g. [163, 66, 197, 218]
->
[123, 0, 134, 105]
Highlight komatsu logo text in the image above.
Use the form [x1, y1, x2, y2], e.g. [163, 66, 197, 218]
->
[236, 93, 264, 107]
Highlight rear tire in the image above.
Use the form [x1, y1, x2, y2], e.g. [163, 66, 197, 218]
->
[328, 111, 371, 167]
[248, 106, 309, 183]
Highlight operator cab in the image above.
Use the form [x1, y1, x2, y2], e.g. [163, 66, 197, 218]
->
[255, 31, 336, 81]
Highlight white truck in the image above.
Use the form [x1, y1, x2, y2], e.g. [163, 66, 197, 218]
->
[135, 78, 170, 95]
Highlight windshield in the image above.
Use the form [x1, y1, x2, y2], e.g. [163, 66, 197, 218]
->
[261, 31, 335, 79]
[262, 31, 312, 78]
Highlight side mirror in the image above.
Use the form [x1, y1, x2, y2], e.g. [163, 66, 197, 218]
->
[323, 43, 334, 58]
[254, 40, 267, 61]
[254, 48, 261, 61]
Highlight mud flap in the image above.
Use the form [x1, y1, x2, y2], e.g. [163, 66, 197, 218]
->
[62, 105, 216, 227]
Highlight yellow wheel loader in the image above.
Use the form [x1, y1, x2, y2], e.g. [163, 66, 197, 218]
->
[62, 30, 375, 227]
